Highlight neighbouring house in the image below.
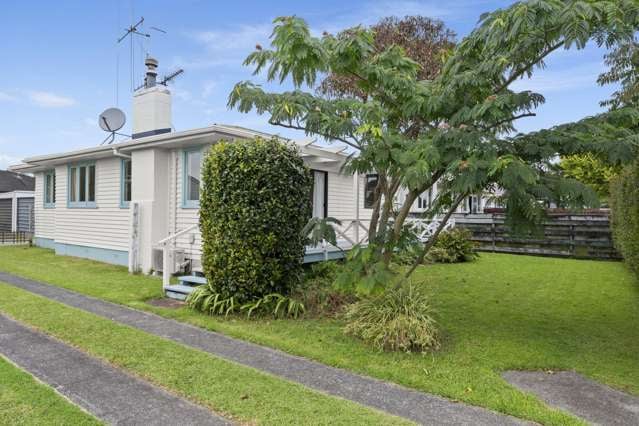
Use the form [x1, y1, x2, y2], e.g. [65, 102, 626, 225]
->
[0, 170, 35, 233]
[10, 57, 496, 298]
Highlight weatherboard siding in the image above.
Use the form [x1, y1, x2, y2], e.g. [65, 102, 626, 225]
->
[34, 173, 55, 239]
[170, 148, 366, 264]
[53, 158, 130, 252]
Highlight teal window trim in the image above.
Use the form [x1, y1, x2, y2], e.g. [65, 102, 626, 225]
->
[67, 162, 97, 209]
[120, 158, 132, 208]
[182, 146, 203, 209]
[43, 170, 56, 209]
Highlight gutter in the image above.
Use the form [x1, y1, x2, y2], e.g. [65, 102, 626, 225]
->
[112, 148, 131, 159]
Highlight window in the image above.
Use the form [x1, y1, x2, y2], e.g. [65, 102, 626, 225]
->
[364, 174, 378, 209]
[121, 159, 132, 208]
[417, 188, 433, 210]
[44, 170, 56, 208]
[183, 148, 202, 208]
[68, 163, 96, 208]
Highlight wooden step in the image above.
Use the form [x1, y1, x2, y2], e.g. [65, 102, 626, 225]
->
[177, 275, 207, 286]
[164, 284, 196, 301]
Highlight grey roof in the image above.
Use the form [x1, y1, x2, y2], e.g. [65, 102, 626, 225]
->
[0, 170, 35, 193]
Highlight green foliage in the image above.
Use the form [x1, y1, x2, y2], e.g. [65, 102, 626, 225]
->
[187, 285, 306, 319]
[294, 261, 356, 316]
[599, 39, 639, 109]
[241, 293, 306, 319]
[560, 153, 622, 201]
[229, 2, 639, 280]
[344, 283, 440, 353]
[610, 161, 639, 278]
[199, 137, 313, 302]
[303, 217, 342, 247]
[187, 285, 241, 316]
[334, 244, 396, 296]
[428, 228, 478, 263]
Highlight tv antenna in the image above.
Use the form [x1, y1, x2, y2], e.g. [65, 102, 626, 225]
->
[134, 66, 184, 91]
[98, 107, 129, 145]
[117, 16, 167, 91]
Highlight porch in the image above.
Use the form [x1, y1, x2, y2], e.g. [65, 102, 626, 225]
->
[157, 217, 450, 300]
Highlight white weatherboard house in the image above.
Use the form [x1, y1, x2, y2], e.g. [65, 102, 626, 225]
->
[11, 58, 495, 298]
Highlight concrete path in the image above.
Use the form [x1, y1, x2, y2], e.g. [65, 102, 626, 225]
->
[0, 271, 528, 426]
[0, 314, 229, 426]
[503, 371, 639, 425]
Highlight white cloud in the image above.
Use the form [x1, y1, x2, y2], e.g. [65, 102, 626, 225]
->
[510, 62, 605, 93]
[190, 24, 271, 52]
[28, 91, 76, 108]
[0, 91, 16, 102]
[312, 0, 491, 35]
[202, 81, 217, 98]
[0, 153, 21, 169]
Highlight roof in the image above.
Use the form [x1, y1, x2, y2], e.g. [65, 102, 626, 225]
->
[9, 124, 351, 173]
[0, 170, 35, 193]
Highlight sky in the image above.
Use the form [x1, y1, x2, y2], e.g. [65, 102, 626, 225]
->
[0, 0, 618, 169]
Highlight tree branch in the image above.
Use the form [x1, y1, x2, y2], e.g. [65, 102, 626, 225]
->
[404, 191, 468, 278]
[495, 41, 565, 93]
[483, 112, 537, 131]
[268, 119, 362, 150]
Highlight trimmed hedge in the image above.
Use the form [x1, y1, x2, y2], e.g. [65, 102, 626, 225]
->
[200, 137, 313, 302]
[610, 161, 639, 278]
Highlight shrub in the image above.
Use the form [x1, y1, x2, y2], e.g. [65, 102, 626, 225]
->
[293, 261, 356, 317]
[187, 285, 306, 318]
[344, 284, 440, 353]
[427, 228, 478, 263]
[200, 138, 313, 303]
[610, 161, 639, 278]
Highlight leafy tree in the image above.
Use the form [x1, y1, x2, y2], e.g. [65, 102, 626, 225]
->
[319, 16, 456, 99]
[560, 153, 622, 201]
[229, 1, 639, 292]
[598, 38, 639, 109]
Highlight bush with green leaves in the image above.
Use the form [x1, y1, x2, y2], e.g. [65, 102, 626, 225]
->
[187, 285, 306, 319]
[199, 137, 313, 303]
[427, 228, 478, 264]
[610, 161, 639, 278]
[344, 283, 440, 353]
[294, 261, 356, 316]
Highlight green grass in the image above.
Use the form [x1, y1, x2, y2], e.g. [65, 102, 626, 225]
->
[0, 284, 409, 426]
[0, 355, 100, 425]
[1, 246, 638, 424]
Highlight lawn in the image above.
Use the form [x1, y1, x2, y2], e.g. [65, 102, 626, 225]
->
[0, 284, 408, 425]
[0, 246, 638, 425]
[0, 355, 100, 425]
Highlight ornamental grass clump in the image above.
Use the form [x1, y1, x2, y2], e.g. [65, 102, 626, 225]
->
[199, 137, 313, 304]
[344, 284, 440, 353]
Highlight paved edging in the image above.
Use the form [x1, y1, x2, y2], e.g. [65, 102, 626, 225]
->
[0, 271, 528, 425]
[0, 313, 229, 426]
[503, 370, 639, 425]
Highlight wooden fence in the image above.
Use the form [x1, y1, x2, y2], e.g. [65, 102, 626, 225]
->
[0, 231, 33, 246]
[455, 210, 620, 260]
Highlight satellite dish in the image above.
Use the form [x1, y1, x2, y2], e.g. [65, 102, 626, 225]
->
[99, 108, 126, 132]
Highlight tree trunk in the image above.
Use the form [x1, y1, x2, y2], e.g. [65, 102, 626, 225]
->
[404, 192, 467, 278]
[367, 175, 385, 242]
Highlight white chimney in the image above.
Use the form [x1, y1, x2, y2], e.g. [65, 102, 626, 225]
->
[132, 57, 172, 139]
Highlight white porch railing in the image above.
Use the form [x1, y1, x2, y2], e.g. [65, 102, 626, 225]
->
[405, 217, 456, 243]
[156, 217, 457, 287]
[157, 224, 199, 289]
[308, 217, 456, 259]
